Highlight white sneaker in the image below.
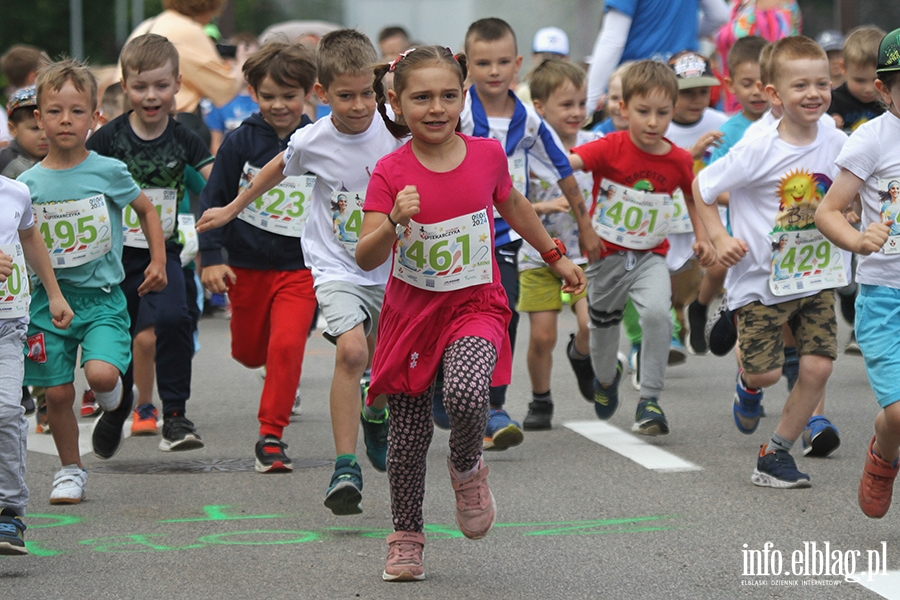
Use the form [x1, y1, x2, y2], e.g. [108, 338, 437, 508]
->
[292, 388, 302, 415]
[50, 465, 87, 505]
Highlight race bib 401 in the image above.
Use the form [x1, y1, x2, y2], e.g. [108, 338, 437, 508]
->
[592, 179, 672, 250]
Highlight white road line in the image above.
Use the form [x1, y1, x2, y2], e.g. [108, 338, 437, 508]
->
[26, 415, 132, 457]
[564, 421, 703, 472]
[857, 570, 900, 599]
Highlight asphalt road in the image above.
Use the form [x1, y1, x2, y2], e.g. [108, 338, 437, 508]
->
[3, 307, 899, 600]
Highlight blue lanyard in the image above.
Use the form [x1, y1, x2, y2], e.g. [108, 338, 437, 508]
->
[468, 85, 527, 157]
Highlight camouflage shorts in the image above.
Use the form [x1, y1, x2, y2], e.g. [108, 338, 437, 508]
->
[737, 290, 837, 375]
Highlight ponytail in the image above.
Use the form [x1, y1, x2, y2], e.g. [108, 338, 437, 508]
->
[373, 45, 468, 140]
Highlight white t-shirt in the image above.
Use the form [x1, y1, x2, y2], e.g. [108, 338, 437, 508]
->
[739, 110, 837, 149]
[698, 121, 849, 309]
[664, 108, 729, 272]
[0, 112, 11, 146]
[519, 130, 600, 270]
[835, 112, 900, 289]
[282, 116, 401, 287]
[0, 176, 36, 323]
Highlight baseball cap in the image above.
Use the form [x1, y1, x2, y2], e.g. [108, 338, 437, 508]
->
[6, 85, 36, 117]
[877, 28, 900, 74]
[532, 27, 569, 56]
[668, 51, 720, 89]
[816, 30, 844, 53]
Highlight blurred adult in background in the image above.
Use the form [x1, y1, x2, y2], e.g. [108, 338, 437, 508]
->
[378, 26, 410, 59]
[124, 0, 243, 114]
[586, 0, 730, 110]
[715, 0, 802, 112]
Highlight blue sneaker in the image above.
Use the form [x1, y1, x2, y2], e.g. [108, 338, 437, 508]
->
[0, 511, 27, 556]
[632, 397, 669, 436]
[733, 369, 763, 434]
[668, 337, 687, 366]
[324, 457, 363, 515]
[802, 416, 841, 457]
[483, 408, 523, 451]
[361, 407, 388, 472]
[782, 346, 799, 392]
[751, 444, 811, 488]
[594, 357, 624, 420]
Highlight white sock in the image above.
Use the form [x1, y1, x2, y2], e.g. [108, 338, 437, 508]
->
[94, 377, 123, 412]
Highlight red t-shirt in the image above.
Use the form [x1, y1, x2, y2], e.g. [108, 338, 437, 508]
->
[363, 133, 514, 395]
[571, 130, 695, 257]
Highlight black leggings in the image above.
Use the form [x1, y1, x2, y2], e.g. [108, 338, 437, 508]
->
[387, 336, 497, 533]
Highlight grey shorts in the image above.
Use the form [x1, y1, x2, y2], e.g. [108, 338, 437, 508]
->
[315, 280, 385, 344]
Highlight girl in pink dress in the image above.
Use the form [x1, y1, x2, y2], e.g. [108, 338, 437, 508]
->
[356, 46, 585, 582]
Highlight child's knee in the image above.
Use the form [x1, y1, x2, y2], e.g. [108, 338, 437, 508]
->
[45, 384, 75, 408]
[882, 402, 900, 431]
[529, 325, 557, 350]
[335, 335, 369, 372]
[743, 368, 781, 389]
[639, 304, 672, 333]
[798, 354, 833, 383]
[84, 361, 121, 392]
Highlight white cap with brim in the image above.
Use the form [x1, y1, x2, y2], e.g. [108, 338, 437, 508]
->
[533, 27, 569, 56]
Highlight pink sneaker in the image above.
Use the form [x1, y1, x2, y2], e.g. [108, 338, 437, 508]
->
[448, 456, 496, 540]
[382, 531, 425, 581]
[859, 436, 899, 519]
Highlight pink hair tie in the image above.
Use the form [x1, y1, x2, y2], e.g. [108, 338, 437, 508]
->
[389, 48, 417, 72]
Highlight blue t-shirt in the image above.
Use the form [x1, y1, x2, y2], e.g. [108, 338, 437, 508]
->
[592, 118, 618, 135]
[607, 0, 701, 62]
[18, 151, 140, 288]
[204, 93, 258, 133]
[710, 112, 754, 164]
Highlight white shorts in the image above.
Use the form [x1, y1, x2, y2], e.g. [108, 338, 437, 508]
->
[315, 280, 385, 344]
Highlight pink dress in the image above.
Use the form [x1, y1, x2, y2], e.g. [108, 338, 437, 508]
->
[364, 134, 513, 396]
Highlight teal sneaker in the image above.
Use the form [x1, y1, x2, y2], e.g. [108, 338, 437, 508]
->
[324, 457, 363, 515]
[361, 407, 389, 472]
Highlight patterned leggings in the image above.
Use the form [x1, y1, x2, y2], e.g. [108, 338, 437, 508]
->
[386, 336, 497, 533]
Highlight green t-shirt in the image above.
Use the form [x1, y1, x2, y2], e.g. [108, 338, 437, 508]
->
[18, 151, 140, 288]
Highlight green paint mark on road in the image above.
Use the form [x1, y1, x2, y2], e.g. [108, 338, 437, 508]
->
[159, 504, 288, 523]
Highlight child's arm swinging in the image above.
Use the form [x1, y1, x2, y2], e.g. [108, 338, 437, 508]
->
[816, 169, 887, 255]
[130, 192, 168, 296]
[18, 225, 74, 329]
[196, 151, 288, 233]
[497, 188, 586, 294]
[356, 185, 420, 272]
[692, 178, 747, 267]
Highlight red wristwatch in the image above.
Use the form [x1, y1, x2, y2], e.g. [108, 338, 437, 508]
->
[540, 238, 567, 263]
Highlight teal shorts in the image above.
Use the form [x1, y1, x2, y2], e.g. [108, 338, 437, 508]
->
[24, 283, 131, 387]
